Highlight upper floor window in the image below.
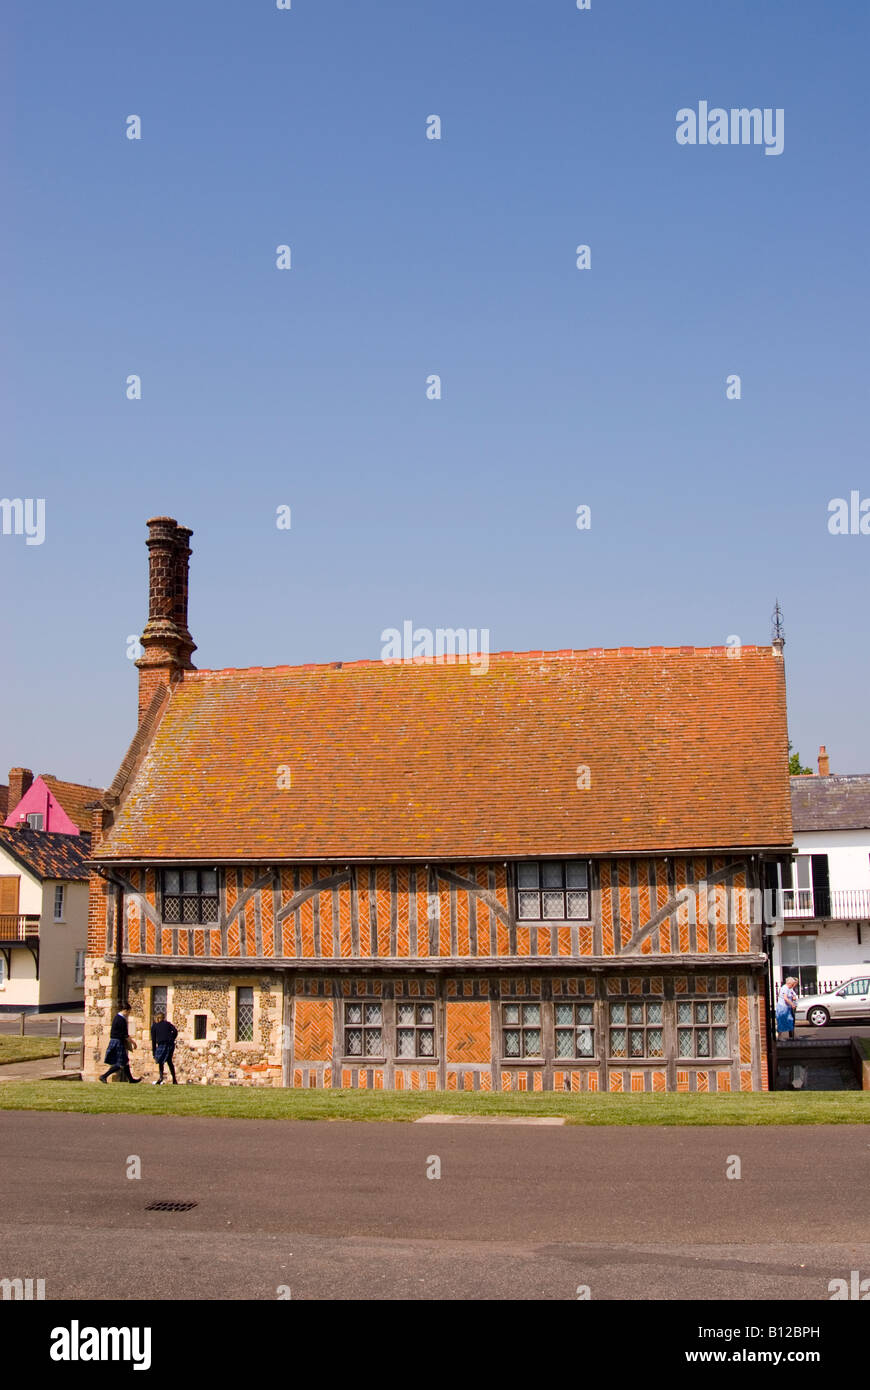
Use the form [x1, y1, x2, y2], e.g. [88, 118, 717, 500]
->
[516, 861, 590, 921]
[53, 885, 65, 921]
[26, 813, 43, 830]
[161, 869, 219, 924]
[778, 855, 829, 918]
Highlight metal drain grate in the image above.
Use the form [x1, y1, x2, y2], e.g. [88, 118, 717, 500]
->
[145, 1200, 198, 1212]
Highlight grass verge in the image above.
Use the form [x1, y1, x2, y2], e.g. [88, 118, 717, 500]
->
[0, 1081, 867, 1124]
[0, 1038, 62, 1065]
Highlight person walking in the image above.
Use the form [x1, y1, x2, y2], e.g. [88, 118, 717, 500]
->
[150, 1011, 179, 1085]
[99, 1003, 141, 1083]
[776, 976, 799, 1040]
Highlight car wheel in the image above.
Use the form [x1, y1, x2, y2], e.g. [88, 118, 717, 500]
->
[807, 1006, 830, 1028]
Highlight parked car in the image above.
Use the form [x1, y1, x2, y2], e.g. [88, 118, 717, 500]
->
[795, 976, 870, 1028]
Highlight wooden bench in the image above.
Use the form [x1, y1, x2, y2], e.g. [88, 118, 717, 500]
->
[61, 1037, 83, 1070]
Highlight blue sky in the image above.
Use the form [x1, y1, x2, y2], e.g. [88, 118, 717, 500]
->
[3, 0, 868, 788]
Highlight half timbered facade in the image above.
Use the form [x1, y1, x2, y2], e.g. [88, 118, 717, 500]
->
[84, 517, 794, 1092]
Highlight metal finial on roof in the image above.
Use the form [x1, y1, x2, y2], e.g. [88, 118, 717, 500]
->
[771, 599, 785, 652]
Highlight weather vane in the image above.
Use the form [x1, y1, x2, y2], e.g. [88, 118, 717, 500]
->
[771, 599, 785, 647]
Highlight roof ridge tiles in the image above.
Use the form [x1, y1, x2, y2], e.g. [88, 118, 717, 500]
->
[187, 644, 770, 680]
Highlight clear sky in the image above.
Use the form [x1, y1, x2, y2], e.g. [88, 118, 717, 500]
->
[3, 0, 868, 790]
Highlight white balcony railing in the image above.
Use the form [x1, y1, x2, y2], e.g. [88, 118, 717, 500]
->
[782, 888, 870, 920]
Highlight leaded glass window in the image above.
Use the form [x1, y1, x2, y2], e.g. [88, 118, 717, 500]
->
[554, 1002, 595, 1058]
[609, 1000, 664, 1058]
[344, 1002, 383, 1058]
[162, 868, 219, 924]
[516, 862, 590, 921]
[677, 999, 729, 1058]
[396, 1002, 435, 1058]
[151, 986, 168, 1022]
[502, 1003, 542, 1058]
[236, 986, 254, 1042]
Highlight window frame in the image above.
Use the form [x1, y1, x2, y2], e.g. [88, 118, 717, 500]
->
[160, 868, 220, 925]
[150, 985, 168, 1023]
[236, 986, 255, 1043]
[26, 812, 44, 830]
[343, 1001, 385, 1061]
[501, 1002, 543, 1061]
[608, 1000, 665, 1060]
[74, 949, 85, 987]
[395, 1001, 436, 1060]
[53, 884, 65, 922]
[676, 998, 731, 1061]
[515, 861, 591, 923]
[553, 1000, 597, 1060]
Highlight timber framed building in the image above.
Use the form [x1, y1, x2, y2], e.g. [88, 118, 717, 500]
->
[84, 517, 794, 1092]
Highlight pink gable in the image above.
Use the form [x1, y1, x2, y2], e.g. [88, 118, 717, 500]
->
[4, 777, 81, 835]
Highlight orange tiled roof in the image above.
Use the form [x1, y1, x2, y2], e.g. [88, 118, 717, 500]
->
[95, 646, 793, 861]
[42, 777, 103, 831]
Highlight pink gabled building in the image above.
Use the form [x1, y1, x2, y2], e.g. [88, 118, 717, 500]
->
[4, 768, 102, 836]
[1, 768, 104, 1012]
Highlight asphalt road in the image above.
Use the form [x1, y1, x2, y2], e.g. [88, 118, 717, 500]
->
[0, 1113, 867, 1301]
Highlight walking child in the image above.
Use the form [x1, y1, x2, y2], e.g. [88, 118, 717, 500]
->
[99, 1003, 141, 1083]
[150, 1011, 179, 1085]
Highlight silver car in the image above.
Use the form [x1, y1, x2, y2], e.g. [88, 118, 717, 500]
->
[795, 976, 870, 1028]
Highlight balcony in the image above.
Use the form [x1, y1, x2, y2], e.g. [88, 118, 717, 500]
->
[781, 888, 870, 921]
[0, 915, 40, 978]
[0, 914, 40, 942]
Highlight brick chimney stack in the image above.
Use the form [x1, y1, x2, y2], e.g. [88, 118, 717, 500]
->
[135, 516, 197, 722]
[8, 767, 34, 814]
[818, 745, 830, 777]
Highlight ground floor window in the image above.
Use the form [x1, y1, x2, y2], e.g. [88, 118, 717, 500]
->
[780, 935, 817, 995]
[609, 1001, 664, 1058]
[344, 1002, 383, 1057]
[554, 1002, 595, 1058]
[236, 987, 254, 1041]
[397, 1002, 435, 1057]
[677, 1000, 729, 1058]
[74, 950, 85, 987]
[151, 985, 167, 1021]
[502, 1003, 542, 1058]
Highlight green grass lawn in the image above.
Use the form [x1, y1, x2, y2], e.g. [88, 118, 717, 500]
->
[0, 1037, 62, 1065]
[0, 1080, 866, 1124]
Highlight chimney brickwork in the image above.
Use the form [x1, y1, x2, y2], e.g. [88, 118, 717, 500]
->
[818, 745, 830, 777]
[135, 516, 197, 722]
[8, 767, 34, 814]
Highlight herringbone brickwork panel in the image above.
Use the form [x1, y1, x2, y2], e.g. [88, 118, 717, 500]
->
[446, 1001, 491, 1063]
[294, 999, 333, 1061]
